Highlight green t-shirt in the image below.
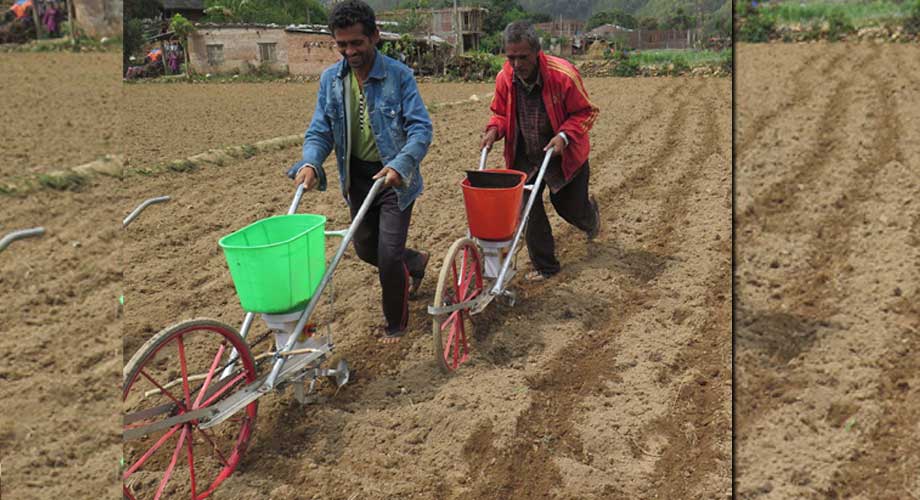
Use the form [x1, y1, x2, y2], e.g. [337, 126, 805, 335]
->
[350, 71, 381, 162]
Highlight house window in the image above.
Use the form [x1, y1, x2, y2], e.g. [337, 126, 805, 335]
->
[206, 44, 224, 66]
[258, 42, 277, 63]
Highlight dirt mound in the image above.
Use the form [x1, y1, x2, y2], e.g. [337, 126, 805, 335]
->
[736, 42, 920, 498]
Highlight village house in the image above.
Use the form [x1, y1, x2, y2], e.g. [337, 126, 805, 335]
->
[186, 22, 449, 77]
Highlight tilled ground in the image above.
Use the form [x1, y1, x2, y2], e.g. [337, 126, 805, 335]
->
[0, 70, 731, 499]
[122, 81, 495, 170]
[0, 52, 120, 178]
[119, 76, 731, 499]
[0, 53, 122, 500]
[736, 42, 920, 499]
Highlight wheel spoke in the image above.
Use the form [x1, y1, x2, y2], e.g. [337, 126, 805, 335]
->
[451, 259, 460, 294]
[186, 426, 197, 500]
[140, 369, 186, 410]
[198, 427, 231, 468]
[177, 335, 192, 409]
[452, 319, 462, 369]
[193, 344, 226, 409]
[443, 313, 459, 365]
[200, 371, 248, 408]
[154, 425, 188, 500]
[124, 423, 181, 478]
[457, 312, 469, 362]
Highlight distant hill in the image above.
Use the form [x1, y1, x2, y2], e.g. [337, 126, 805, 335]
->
[520, 0, 727, 20]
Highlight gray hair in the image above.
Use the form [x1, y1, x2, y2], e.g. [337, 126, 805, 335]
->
[503, 20, 541, 51]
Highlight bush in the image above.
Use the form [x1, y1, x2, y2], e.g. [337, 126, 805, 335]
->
[905, 0, 920, 34]
[736, 1, 776, 42]
[720, 49, 733, 74]
[670, 58, 690, 75]
[614, 57, 639, 77]
[826, 10, 854, 41]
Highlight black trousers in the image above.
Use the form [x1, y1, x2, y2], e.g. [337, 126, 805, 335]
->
[518, 161, 596, 275]
[348, 157, 427, 334]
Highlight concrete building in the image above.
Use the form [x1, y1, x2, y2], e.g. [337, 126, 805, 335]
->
[72, 0, 121, 38]
[186, 23, 439, 77]
[429, 6, 485, 53]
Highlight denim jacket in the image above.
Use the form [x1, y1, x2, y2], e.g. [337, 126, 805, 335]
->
[287, 50, 432, 211]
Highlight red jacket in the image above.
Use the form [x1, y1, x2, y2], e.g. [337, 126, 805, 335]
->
[486, 51, 598, 181]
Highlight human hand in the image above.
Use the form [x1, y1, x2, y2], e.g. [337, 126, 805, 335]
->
[543, 135, 566, 157]
[480, 127, 499, 152]
[372, 166, 403, 188]
[294, 165, 319, 190]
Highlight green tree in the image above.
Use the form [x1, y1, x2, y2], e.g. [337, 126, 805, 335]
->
[123, 18, 145, 74]
[203, 0, 327, 25]
[170, 14, 195, 75]
[663, 7, 693, 30]
[125, 0, 160, 20]
[638, 16, 658, 30]
[586, 9, 637, 30]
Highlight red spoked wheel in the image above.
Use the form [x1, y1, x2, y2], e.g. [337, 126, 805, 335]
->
[432, 238, 484, 373]
[123, 319, 258, 500]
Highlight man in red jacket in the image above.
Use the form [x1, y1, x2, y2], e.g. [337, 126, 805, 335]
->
[480, 20, 601, 281]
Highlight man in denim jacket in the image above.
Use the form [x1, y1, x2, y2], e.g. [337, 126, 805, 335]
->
[287, 0, 432, 343]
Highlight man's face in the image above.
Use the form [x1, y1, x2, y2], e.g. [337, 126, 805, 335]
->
[333, 23, 379, 72]
[504, 40, 538, 82]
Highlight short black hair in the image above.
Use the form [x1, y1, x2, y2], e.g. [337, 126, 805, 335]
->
[328, 0, 378, 38]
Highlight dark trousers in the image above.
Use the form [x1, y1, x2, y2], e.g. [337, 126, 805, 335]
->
[348, 157, 427, 334]
[519, 161, 596, 275]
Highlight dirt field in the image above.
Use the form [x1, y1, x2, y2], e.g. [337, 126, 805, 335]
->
[0, 52, 120, 178]
[122, 81, 494, 170]
[736, 42, 920, 498]
[119, 75, 731, 499]
[0, 53, 122, 500]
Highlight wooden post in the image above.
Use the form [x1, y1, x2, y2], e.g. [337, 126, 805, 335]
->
[65, 0, 76, 44]
[160, 39, 169, 75]
[31, 0, 45, 40]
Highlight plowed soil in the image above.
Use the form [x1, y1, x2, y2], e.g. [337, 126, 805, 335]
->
[736, 42, 920, 499]
[0, 52, 121, 177]
[120, 76, 730, 499]
[0, 54, 122, 500]
[122, 81, 495, 170]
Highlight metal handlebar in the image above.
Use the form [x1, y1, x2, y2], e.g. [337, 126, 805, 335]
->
[123, 196, 170, 227]
[491, 149, 553, 295]
[266, 177, 386, 388]
[0, 227, 45, 252]
[287, 184, 305, 215]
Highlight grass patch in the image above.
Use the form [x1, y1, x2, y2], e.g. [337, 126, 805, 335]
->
[737, 0, 919, 41]
[632, 49, 727, 67]
[37, 171, 88, 191]
[608, 49, 731, 76]
[769, 0, 908, 26]
[240, 145, 258, 158]
[3, 35, 121, 53]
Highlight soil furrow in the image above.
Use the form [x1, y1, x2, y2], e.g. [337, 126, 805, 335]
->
[821, 46, 918, 499]
[591, 81, 683, 166]
[641, 85, 731, 497]
[736, 45, 899, 439]
[461, 80, 707, 499]
[737, 50, 836, 155]
[740, 49, 876, 228]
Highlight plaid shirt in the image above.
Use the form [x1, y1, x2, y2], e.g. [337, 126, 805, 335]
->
[513, 68, 567, 192]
